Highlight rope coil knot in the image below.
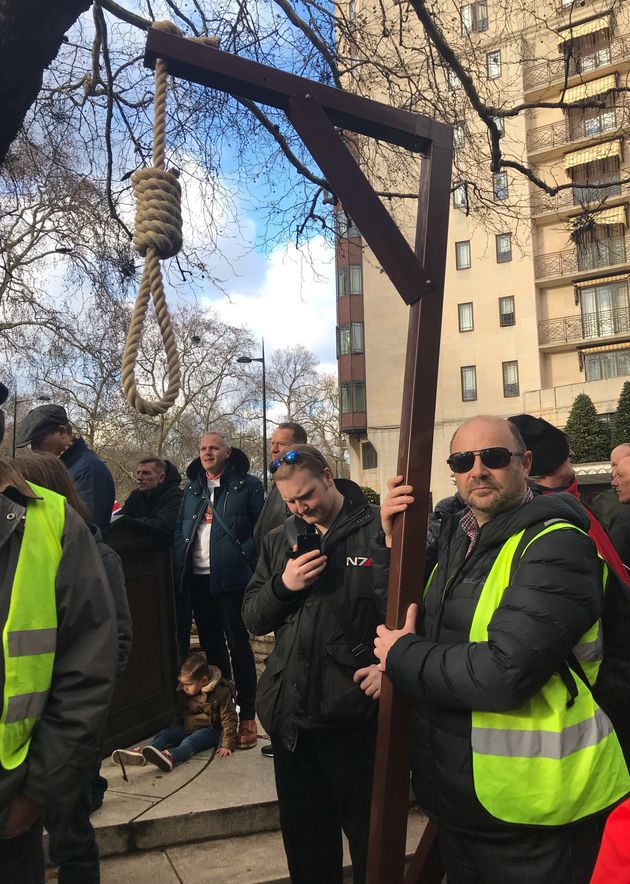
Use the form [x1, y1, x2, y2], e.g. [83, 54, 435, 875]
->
[131, 167, 183, 259]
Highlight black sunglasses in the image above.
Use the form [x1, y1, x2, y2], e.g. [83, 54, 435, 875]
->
[447, 447, 525, 474]
[269, 449, 328, 474]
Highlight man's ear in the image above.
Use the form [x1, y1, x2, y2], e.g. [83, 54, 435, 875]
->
[521, 449, 533, 476]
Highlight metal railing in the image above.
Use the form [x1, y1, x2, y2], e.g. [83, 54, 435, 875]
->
[538, 305, 630, 344]
[524, 33, 630, 91]
[531, 176, 624, 214]
[527, 107, 620, 152]
[534, 235, 628, 278]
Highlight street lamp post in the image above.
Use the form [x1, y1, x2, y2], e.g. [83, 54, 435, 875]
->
[237, 339, 267, 491]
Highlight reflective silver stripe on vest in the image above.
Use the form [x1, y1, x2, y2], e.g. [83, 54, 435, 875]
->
[8, 628, 57, 658]
[472, 708, 613, 760]
[572, 633, 603, 663]
[5, 691, 49, 724]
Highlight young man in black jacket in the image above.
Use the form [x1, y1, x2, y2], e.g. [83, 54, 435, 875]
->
[243, 444, 382, 884]
[371, 416, 629, 884]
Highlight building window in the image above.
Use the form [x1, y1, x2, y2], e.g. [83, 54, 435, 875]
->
[502, 361, 519, 397]
[454, 123, 465, 149]
[568, 95, 617, 142]
[447, 68, 462, 91]
[499, 295, 516, 327]
[458, 302, 474, 332]
[455, 240, 471, 270]
[584, 348, 630, 381]
[486, 50, 501, 79]
[493, 171, 508, 201]
[341, 381, 366, 413]
[349, 264, 363, 294]
[361, 441, 378, 470]
[572, 157, 621, 206]
[565, 29, 612, 74]
[575, 226, 626, 273]
[496, 232, 512, 263]
[460, 0, 488, 34]
[580, 279, 629, 339]
[337, 267, 348, 298]
[337, 322, 365, 355]
[349, 0, 356, 20]
[461, 365, 477, 401]
[337, 213, 360, 239]
[453, 183, 468, 210]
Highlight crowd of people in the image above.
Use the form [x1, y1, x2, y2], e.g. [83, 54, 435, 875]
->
[2, 386, 630, 884]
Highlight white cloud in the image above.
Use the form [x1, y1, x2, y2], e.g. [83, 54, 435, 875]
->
[208, 235, 336, 365]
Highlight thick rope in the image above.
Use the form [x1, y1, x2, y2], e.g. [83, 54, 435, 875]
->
[122, 20, 217, 416]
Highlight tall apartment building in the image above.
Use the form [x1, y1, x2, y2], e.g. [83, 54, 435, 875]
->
[336, 0, 630, 502]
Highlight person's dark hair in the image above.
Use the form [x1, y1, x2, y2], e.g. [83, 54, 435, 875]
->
[138, 457, 166, 474]
[179, 652, 211, 682]
[277, 422, 308, 444]
[12, 452, 92, 525]
[272, 443, 330, 480]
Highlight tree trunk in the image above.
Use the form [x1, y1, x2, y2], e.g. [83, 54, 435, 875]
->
[0, 0, 91, 163]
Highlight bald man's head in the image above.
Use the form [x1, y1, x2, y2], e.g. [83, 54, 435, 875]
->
[612, 455, 630, 503]
[611, 444, 630, 472]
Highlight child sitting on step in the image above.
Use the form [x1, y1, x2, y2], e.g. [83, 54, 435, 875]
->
[112, 653, 238, 772]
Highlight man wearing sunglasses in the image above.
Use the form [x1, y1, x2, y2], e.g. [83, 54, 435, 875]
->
[243, 444, 382, 884]
[370, 415, 629, 884]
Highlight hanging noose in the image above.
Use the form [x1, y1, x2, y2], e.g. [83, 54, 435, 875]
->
[122, 21, 218, 416]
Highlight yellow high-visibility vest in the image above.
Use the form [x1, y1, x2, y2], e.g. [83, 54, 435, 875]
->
[0, 483, 64, 770]
[468, 520, 630, 824]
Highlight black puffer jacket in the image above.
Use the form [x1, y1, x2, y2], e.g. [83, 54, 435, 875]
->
[373, 492, 605, 832]
[119, 461, 183, 534]
[173, 448, 264, 594]
[243, 479, 382, 750]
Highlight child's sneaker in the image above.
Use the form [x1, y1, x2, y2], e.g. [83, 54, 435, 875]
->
[111, 747, 146, 767]
[142, 746, 176, 772]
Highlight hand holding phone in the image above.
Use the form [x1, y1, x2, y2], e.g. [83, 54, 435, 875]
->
[295, 532, 321, 556]
[283, 534, 327, 591]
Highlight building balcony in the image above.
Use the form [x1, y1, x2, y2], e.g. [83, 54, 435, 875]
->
[523, 32, 630, 92]
[534, 235, 628, 281]
[531, 176, 625, 216]
[527, 107, 621, 153]
[538, 306, 630, 347]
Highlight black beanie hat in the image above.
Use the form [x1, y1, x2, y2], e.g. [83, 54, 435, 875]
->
[508, 414, 570, 477]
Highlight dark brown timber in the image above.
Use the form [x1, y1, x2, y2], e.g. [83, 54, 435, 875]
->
[143, 27, 452, 881]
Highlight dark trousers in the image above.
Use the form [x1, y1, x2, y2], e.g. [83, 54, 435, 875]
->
[190, 576, 257, 721]
[0, 821, 46, 884]
[437, 811, 609, 884]
[45, 779, 99, 884]
[272, 726, 376, 884]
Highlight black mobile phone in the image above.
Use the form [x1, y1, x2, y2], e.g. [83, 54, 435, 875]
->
[295, 532, 321, 556]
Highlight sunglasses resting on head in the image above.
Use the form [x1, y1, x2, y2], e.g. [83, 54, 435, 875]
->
[447, 447, 525, 474]
[269, 449, 329, 474]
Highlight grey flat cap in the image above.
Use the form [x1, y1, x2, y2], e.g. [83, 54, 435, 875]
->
[15, 404, 69, 448]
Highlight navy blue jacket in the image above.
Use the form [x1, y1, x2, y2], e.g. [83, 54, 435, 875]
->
[61, 438, 115, 532]
[173, 448, 264, 594]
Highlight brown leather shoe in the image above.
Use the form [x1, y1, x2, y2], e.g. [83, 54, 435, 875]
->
[238, 719, 258, 749]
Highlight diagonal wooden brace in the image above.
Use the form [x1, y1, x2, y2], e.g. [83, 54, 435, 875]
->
[286, 92, 428, 307]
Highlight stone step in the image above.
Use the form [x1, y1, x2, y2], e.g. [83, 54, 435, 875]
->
[98, 810, 429, 884]
[93, 739, 280, 857]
